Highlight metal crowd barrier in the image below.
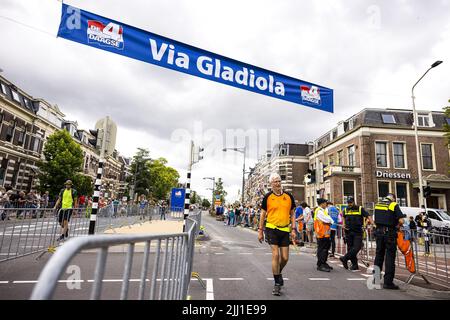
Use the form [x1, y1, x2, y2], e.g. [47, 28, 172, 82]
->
[30, 211, 201, 300]
[333, 225, 450, 285]
[0, 204, 173, 263]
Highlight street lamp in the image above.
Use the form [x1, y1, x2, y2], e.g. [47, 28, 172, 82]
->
[223, 146, 246, 205]
[203, 177, 215, 212]
[411, 60, 443, 209]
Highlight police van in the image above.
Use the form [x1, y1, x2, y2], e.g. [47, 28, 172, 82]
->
[400, 207, 450, 231]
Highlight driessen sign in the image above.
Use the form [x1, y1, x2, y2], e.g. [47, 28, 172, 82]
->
[375, 170, 411, 179]
[57, 4, 334, 112]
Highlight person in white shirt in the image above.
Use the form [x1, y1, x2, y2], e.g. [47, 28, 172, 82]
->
[302, 203, 314, 244]
[314, 198, 334, 272]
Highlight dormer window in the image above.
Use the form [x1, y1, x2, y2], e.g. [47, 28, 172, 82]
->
[417, 114, 430, 127]
[0, 83, 6, 95]
[11, 90, 20, 102]
[381, 114, 396, 124]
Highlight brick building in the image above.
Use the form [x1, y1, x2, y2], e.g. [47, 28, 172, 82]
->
[305, 108, 450, 210]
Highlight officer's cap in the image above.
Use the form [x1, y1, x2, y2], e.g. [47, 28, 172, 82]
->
[317, 198, 327, 205]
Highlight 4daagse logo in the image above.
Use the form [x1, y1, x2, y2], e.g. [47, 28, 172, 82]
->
[300, 85, 321, 105]
[87, 20, 124, 49]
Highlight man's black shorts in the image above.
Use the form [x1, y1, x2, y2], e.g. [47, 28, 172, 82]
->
[58, 209, 73, 224]
[265, 227, 290, 247]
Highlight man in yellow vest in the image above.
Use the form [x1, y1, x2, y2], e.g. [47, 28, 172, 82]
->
[314, 198, 334, 272]
[258, 173, 296, 296]
[54, 180, 78, 241]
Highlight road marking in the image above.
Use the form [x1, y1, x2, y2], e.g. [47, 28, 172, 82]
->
[13, 280, 38, 284]
[0, 281, 9, 284]
[361, 274, 371, 277]
[219, 278, 244, 281]
[347, 278, 366, 281]
[265, 253, 272, 255]
[206, 278, 214, 300]
[266, 278, 289, 280]
[238, 253, 252, 255]
[58, 280, 85, 283]
[308, 278, 330, 281]
[214, 253, 224, 255]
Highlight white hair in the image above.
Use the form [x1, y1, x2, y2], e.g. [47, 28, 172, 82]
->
[268, 172, 281, 183]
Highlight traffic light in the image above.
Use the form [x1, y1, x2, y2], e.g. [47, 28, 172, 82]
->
[307, 169, 316, 184]
[423, 186, 432, 198]
[88, 129, 100, 149]
[198, 147, 204, 160]
[304, 172, 311, 184]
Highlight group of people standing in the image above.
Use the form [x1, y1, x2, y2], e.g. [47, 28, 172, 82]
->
[255, 172, 409, 296]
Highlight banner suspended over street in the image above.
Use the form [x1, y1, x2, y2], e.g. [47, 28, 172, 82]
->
[57, 4, 334, 112]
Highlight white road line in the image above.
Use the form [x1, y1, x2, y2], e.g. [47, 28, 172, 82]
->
[308, 278, 330, 281]
[360, 274, 371, 277]
[266, 278, 289, 280]
[0, 281, 9, 284]
[265, 253, 272, 255]
[347, 278, 366, 281]
[206, 278, 214, 300]
[13, 280, 38, 284]
[57, 280, 85, 283]
[219, 278, 244, 281]
[238, 253, 252, 255]
[214, 253, 224, 255]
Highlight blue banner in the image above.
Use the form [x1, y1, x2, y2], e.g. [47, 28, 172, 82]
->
[57, 4, 333, 112]
[170, 188, 186, 211]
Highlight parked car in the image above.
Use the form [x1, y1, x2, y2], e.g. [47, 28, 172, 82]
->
[400, 206, 450, 231]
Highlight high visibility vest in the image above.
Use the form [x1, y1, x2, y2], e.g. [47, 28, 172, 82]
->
[313, 207, 331, 238]
[344, 206, 362, 215]
[265, 222, 291, 232]
[374, 201, 397, 227]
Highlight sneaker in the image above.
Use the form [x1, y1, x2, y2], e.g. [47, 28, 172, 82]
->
[339, 256, 349, 270]
[350, 264, 359, 271]
[324, 263, 334, 270]
[383, 283, 399, 290]
[317, 265, 331, 272]
[56, 234, 65, 242]
[272, 284, 281, 296]
[278, 275, 284, 287]
[65, 229, 69, 238]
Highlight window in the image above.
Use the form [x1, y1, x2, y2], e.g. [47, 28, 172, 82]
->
[0, 83, 6, 95]
[396, 182, 408, 206]
[347, 145, 355, 166]
[327, 154, 334, 165]
[0, 158, 8, 186]
[376, 142, 388, 167]
[337, 150, 343, 165]
[5, 125, 14, 143]
[393, 142, 406, 169]
[343, 180, 355, 203]
[427, 210, 439, 221]
[11, 90, 20, 102]
[421, 144, 434, 170]
[378, 181, 390, 201]
[446, 118, 450, 125]
[417, 114, 430, 127]
[381, 114, 396, 124]
[32, 138, 40, 152]
[17, 130, 25, 145]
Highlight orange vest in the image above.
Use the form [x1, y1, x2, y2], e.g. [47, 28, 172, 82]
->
[314, 207, 331, 239]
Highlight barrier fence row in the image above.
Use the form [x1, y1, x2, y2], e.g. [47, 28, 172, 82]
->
[0, 204, 181, 263]
[30, 211, 201, 300]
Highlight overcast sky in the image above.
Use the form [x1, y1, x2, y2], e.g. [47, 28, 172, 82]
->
[1, 0, 449, 202]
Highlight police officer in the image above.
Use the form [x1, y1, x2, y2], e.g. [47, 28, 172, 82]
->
[339, 197, 373, 270]
[373, 193, 406, 290]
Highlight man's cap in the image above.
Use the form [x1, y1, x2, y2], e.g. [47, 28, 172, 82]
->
[347, 197, 355, 203]
[64, 180, 73, 185]
[317, 198, 327, 205]
[385, 193, 395, 202]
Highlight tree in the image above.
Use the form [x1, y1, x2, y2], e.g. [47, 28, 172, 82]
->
[214, 178, 227, 203]
[37, 129, 84, 199]
[128, 148, 152, 198]
[190, 191, 198, 204]
[202, 198, 211, 208]
[149, 157, 180, 201]
[73, 175, 94, 197]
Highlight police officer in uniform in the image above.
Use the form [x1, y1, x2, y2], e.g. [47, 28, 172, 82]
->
[339, 197, 373, 270]
[373, 193, 406, 290]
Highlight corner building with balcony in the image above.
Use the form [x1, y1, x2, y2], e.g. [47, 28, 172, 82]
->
[305, 108, 450, 211]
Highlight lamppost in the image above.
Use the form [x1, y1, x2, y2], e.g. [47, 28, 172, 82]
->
[411, 60, 443, 209]
[203, 177, 215, 212]
[223, 146, 246, 205]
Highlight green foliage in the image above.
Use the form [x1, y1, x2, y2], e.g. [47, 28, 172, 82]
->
[73, 174, 94, 197]
[214, 178, 227, 203]
[202, 198, 211, 208]
[128, 148, 152, 198]
[37, 130, 84, 198]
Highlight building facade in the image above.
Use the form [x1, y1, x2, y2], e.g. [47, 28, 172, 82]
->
[305, 108, 450, 211]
